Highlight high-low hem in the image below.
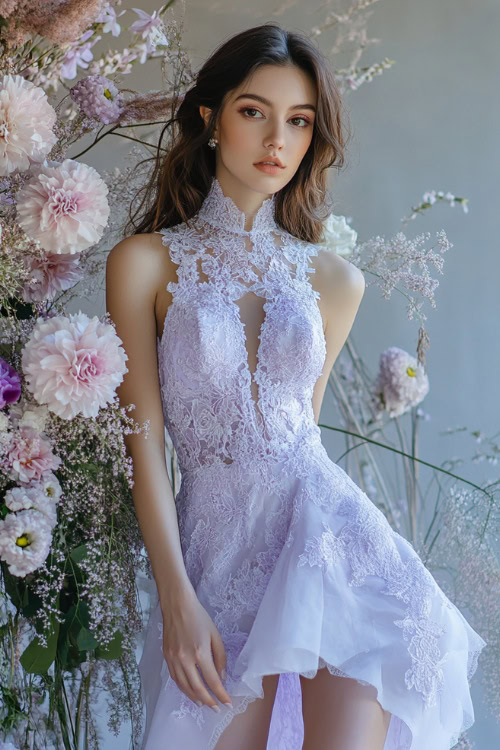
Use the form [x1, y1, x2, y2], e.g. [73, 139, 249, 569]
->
[140, 176, 486, 750]
[138, 451, 485, 750]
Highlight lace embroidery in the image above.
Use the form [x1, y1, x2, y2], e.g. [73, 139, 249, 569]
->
[142, 177, 484, 748]
[297, 519, 345, 572]
[156, 177, 326, 474]
[297, 487, 449, 709]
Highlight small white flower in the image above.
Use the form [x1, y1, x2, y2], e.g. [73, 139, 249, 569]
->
[4, 486, 57, 526]
[318, 213, 357, 257]
[0, 509, 53, 577]
[147, 24, 169, 51]
[10, 403, 50, 433]
[39, 472, 62, 502]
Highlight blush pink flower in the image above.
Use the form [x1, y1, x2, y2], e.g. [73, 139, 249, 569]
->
[0, 74, 58, 177]
[22, 251, 84, 303]
[16, 158, 110, 254]
[5, 485, 58, 526]
[373, 346, 430, 418]
[21, 312, 128, 419]
[7, 425, 61, 483]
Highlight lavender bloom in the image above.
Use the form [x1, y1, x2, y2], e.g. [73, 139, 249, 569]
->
[0, 357, 21, 408]
[60, 29, 102, 80]
[372, 346, 429, 418]
[70, 74, 123, 125]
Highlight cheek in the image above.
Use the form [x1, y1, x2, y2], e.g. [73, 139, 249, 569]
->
[291, 132, 313, 163]
[222, 115, 252, 150]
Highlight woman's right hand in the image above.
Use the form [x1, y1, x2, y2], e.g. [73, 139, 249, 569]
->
[161, 587, 234, 712]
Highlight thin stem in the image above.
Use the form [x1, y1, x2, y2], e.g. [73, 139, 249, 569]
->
[54, 660, 75, 750]
[394, 417, 415, 542]
[70, 122, 169, 160]
[318, 422, 494, 501]
[74, 669, 86, 749]
[327, 369, 399, 522]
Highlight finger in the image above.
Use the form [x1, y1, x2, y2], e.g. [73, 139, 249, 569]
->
[210, 631, 227, 681]
[172, 662, 204, 706]
[197, 653, 233, 706]
[183, 662, 225, 710]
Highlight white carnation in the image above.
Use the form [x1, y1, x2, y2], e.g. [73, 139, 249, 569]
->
[38, 472, 62, 503]
[0, 510, 53, 577]
[4, 486, 57, 526]
[318, 213, 358, 257]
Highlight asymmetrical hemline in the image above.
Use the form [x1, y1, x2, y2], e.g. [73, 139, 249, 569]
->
[138, 176, 486, 749]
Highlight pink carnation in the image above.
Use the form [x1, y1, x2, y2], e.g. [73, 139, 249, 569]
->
[22, 251, 84, 303]
[16, 158, 110, 254]
[21, 312, 128, 419]
[0, 74, 58, 177]
[7, 425, 61, 484]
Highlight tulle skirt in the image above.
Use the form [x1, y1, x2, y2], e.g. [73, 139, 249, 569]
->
[138, 447, 486, 749]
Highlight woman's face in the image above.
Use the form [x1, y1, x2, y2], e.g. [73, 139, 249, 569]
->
[200, 64, 317, 197]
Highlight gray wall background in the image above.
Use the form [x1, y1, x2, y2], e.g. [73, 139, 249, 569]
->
[73, 1, 499, 746]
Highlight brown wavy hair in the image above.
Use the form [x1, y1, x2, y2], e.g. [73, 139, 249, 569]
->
[123, 23, 351, 244]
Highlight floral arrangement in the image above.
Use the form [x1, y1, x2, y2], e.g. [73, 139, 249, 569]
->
[0, 1, 497, 749]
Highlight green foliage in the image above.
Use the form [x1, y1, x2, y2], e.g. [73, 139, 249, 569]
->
[95, 630, 123, 660]
[21, 617, 60, 674]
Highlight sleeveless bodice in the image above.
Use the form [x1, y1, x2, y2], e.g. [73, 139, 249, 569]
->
[156, 177, 327, 475]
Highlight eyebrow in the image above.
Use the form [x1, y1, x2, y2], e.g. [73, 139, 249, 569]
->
[233, 93, 316, 113]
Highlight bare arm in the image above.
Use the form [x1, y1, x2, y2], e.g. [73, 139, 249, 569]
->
[106, 234, 193, 605]
[106, 235, 232, 710]
[312, 252, 366, 424]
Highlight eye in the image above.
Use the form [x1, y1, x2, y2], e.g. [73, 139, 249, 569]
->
[239, 107, 311, 128]
[289, 116, 311, 128]
[240, 107, 264, 119]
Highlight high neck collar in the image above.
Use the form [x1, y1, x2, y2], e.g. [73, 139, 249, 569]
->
[195, 177, 278, 235]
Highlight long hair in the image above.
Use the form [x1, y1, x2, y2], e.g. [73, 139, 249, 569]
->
[123, 23, 351, 244]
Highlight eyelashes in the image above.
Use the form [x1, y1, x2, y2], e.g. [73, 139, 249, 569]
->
[238, 107, 311, 128]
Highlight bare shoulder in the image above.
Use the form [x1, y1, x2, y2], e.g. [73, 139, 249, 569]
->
[106, 231, 173, 292]
[313, 246, 365, 301]
[309, 246, 365, 331]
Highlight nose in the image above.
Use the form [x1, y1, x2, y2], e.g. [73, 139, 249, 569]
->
[264, 120, 285, 150]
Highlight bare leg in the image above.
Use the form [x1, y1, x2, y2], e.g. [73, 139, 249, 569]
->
[300, 667, 392, 750]
[214, 674, 279, 750]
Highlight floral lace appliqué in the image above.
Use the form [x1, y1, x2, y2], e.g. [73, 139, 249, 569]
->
[297, 491, 448, 709]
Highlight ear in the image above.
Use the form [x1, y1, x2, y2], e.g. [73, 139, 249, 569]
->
[199, 105, 212, 127]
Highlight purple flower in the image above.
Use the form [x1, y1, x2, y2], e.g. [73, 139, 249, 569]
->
[0, 357, 21, 409]
[60, 29, 102, 80]
[70, 74, 123, 125]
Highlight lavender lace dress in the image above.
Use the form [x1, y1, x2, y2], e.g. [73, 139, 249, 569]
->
[138, 177, 486, 750]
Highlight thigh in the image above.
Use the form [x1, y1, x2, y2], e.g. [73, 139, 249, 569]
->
[300, 667, 391, 750]
[214, 674, 279, 750]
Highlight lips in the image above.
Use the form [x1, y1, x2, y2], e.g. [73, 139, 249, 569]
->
[255, 158, 284, 168]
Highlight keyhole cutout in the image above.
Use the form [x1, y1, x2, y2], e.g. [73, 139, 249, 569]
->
[234, 291, 266, 420]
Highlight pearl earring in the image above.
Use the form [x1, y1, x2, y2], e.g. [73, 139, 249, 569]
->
[208, 136, 218, 149]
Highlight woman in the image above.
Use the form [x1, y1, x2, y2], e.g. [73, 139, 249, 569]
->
[105, 23, 486, 750]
